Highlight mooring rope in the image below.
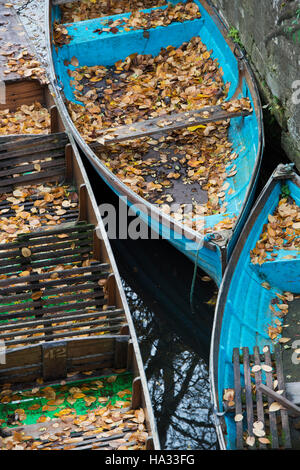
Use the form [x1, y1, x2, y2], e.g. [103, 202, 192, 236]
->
[189, 239, 202, 315]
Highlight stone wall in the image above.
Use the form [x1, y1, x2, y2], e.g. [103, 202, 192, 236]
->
[210, 0, 300, 169]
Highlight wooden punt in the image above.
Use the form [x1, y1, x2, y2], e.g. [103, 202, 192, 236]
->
[46, 0, 264, 286]
[210, 163, 300, 450]
[0, 2, 159, 450]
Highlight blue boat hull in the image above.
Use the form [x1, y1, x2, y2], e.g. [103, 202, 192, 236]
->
[47, 0, 263, 286]
[210, 164, 300, 449]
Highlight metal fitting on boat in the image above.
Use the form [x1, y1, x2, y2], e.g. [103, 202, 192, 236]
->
[273, 163, 295, 178]
[210, 231, 231, 247]
[233, 44, 245, 61]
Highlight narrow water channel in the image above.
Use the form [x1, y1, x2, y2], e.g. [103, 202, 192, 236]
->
[85, 158, 218, 449]
[83, 105, 289, 451]
[14, 0, 294, 452]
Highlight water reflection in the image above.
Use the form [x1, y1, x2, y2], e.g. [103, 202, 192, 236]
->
[125, 284, 217, 450]
[85, 155, 218, 449]
[112, 236, 218, 450]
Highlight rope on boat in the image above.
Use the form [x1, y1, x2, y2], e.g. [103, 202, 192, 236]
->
[189, 239, 202, 315]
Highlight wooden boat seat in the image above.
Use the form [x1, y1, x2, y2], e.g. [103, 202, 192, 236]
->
[0, 333, 130, 384]
[0, 334, 151, 450]
[223, 344, 293, 449]
[0, 132, 70, 193]
[94, 104, 252, 145]
[0, 335, 153, 450]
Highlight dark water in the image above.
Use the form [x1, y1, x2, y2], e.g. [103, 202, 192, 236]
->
[113, 238, 217, 450]
[83, 111, 290, 449]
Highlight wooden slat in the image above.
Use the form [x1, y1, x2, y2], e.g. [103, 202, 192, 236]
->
[0, 270, 108, 295]
[0, 235, 90, 258]
[8, 229, 93, 250]
[0, 296, 106, 321]
[0, 369, 42, 384]
[42, 341, 67, 380]
[0, 251, 92, 275]
[233, 348, 244, 449]
[15, 221, 94, 239]
[0, 138, 67, 161]
[39, 431, 136, 451]
[253, 346, 266, 449]
[106, 273, 116, 306]
[4, 324, 123, 347]
[52, 0, 78, 4]
[0, 346, 41, 369]
[131, 376, 142, 410]
[0, 280, 102, 304]
[67, 336, 115, 358]
[259, 384, 300, 417]
[0, 262, 107, 288]
[50, 105, 59, 134]
[0, 157, 65, 177]
[68, 351, 114, 367]
[94, 105, 252, 144]
[0, 308, 124, 332]
[127, 340, 134, 370]
[274, 344, 292, 448]
[0, 133, 67, 152]
[0, 168, 65, 190]
[0, 335, 130, 383]
[78, 184, 88, 222]
[242, 347, 254, 448]
[0, 149, 65, 169]
[65, 143, 73, 183]
[263, 346, 279, 448]
[114, 336, 129, 369]
[0, 314, 125, 343]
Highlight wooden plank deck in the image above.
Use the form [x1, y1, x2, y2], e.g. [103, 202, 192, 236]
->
[94, 104, 252, 145]
[225, 345, 292, 449]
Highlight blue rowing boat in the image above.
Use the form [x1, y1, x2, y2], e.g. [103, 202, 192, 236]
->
[210, 164, 300, 450]
[46, 0, 263, 286]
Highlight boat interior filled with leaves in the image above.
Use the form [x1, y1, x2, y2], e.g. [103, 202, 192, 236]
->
[47, 0, 263, 286]
[210, 163, 300, 450]
[0, 2, 158, 450]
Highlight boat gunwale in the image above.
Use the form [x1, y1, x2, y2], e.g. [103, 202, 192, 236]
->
[209, 165, 300, 450]
[0, 6, 160, 450]
[46, 0, 264, 272]
[45, 7, 161, 450]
